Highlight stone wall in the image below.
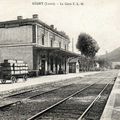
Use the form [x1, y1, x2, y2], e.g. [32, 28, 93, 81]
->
[0, 25, 33, 44]
[0, 45, 33, 69]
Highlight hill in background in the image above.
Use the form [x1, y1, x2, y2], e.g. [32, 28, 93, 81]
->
[99, 47, 120, 62]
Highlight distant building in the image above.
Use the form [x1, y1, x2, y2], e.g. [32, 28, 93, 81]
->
[112, 62, 120, 69]
[0, 14, 79, 75]
[69, 58, 79, 73]
[69, 57, 97, 73]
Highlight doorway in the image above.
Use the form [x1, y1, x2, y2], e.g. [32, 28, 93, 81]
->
[40, 59, 45, 75]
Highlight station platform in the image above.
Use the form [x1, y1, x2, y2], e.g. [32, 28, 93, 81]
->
[100, 70, 120, 120]
[0, 72, 98, 93]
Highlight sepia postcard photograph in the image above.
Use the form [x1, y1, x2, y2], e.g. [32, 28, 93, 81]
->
[0, 0, 119, 120]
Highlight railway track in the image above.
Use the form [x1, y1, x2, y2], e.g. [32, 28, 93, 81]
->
[0, 76, 87, 108]
[27, 78, 114, 120]
[0, 73, 103, 109]
[0, 79, 102, 120]
[0, 76, 83, 98]
[0, 70, 118, 120]
[77, 80, 113, 120]
[0, 84, 75, 109]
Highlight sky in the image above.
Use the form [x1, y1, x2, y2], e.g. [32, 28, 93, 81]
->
[0, 0, 119, 55]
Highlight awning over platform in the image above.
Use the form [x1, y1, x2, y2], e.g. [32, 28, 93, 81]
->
[33, 46, 80, 58]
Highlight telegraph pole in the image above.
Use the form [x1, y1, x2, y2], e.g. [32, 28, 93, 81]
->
[72, 38, 74, 52]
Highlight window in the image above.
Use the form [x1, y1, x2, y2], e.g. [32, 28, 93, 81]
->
[51, 39, 53, 47]
[59, 42, 61, 48]
[42, 34, 44, 45]
[65, 45, 67, 50]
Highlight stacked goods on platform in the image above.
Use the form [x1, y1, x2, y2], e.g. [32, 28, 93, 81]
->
[1, 59, 28, 75]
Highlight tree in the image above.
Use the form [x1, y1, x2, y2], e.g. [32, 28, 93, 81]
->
[97, 58, 112, 69]
[76, 33, 99, 58]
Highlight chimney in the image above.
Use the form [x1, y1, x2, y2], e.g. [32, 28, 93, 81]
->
[50, 25, 54, 29]
[33, 14, 38, 19]
[17, 16, 23, 20]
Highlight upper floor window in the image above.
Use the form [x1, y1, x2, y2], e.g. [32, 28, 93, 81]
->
[51, 39, 53, 47]
[59, 42, 61, 48]
[42, 34, 45, 45]
[65, 44, 67, 50]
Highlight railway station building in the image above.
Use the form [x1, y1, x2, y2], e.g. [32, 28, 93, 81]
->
[0, 14, 79, 75]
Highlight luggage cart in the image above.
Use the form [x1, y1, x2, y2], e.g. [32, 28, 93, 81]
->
[0, 60, 28, 84]
[1, 72, 28, 84]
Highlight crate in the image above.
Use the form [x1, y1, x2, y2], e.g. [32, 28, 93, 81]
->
[4, 59, 16, 63]
[17, 60, 24, 64]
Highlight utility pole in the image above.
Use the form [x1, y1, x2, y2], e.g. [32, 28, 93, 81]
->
[105, 50, 108, 69]
[72, 38, 74, 52]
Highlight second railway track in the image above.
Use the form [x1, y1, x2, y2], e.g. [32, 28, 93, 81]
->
[0, 76, 88, 108]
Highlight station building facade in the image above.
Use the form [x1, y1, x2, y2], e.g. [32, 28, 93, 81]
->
[0, 14, 79, 75]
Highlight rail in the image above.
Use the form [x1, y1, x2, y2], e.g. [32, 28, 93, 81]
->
[77, 79, 113, 120]
[27, 81, 99, 120]
[0, 84, 74, 109]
